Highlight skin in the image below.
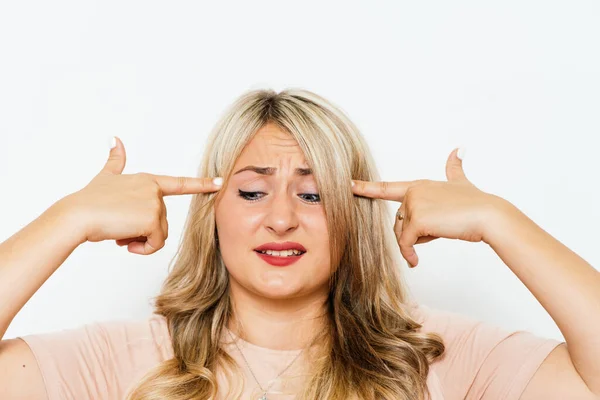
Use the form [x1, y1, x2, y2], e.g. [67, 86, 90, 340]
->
[214, 122, 331, 351]
[352, 149, 600, 398]
[213, 127, 600, 397]
[2, 132, 595, 397]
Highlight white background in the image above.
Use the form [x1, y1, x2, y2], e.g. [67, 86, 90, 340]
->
[1, 1, 599, 341]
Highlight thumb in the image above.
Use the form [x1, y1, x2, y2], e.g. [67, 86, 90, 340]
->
[101, 136, 126, 175]
[445, 147, 468, 182]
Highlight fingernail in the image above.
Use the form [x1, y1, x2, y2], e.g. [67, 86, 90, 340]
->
[457, 147, 466, 160]
[351, 181, 355, 187]
[108, 136, 117, 150]
[213, 177, 223, 186]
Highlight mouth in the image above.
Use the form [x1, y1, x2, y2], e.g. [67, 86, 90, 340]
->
[253, 241, 307, 255]
[253, 249, 307, 257]
[254, 249, 307, 267]
[253, 241, 307, 266]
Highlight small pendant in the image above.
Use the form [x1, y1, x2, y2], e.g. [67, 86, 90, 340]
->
[258, 394, 268, 400]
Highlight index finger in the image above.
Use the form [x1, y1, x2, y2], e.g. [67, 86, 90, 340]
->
[153, 175, 223, 196]
[351, 179, 412, 202]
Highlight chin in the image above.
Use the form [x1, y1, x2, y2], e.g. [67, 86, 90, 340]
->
[255, 281, 303, 298]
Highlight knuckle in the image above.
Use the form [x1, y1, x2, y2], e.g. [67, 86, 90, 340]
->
[399, 247, 409, 262]
[153, 213, 162, 227]
[145, 242, 158, 254]
[153, 197, 163, 212]
[380, 181, 390, 198]
[106, 154, 120, 165]
[407, 185, 423, 199]
[175, 176, 188, 194]
[134, 173, 152, 189]
[150, 180, 162, 197]
[399, 239, 411, 252]
[138, 173, 160, 191]
[144, 213, 159, 230]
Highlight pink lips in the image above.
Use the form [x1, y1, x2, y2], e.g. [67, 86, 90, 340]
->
[253, 241, 307, 267]
[255, 250, 305, 267]
[254, 241, 307, 252]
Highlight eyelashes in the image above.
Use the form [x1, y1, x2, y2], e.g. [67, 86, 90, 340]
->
[237, 190, 321, 204]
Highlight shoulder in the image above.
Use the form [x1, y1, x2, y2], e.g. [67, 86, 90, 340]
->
[91, 313, 173, 356]
[407, 301, 484, 334]
[94, 313, 173, 362]
[406, 301, 560, 360]
[20, 313, 173, 362]
[406, 301, 523, 352]
[17, 314, 173, 400]
[406, 302, 564, 399]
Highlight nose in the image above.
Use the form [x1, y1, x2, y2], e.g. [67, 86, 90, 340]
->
[263, 190, 299, 236]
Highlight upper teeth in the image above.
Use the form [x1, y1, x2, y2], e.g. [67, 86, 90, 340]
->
[258, 249, 303, 256]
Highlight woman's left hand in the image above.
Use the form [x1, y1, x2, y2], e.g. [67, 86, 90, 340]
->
[351, 148, 507, 268]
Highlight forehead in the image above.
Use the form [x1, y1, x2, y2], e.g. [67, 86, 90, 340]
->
[233, 123, 309, 170]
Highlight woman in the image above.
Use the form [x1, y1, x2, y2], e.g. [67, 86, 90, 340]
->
[0, 88, 597, 399]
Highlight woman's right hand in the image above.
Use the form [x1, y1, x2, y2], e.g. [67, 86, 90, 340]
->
[62, 136, 223, 255]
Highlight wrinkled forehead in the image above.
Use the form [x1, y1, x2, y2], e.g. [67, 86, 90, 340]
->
[232, 124, 312, 180]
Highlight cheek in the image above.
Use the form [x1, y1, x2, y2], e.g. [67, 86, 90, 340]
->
[215, 195, 262, 248]
[215, 191, 328, 248]
[300, 209, 329, 241]
[299, 213, 330, 267]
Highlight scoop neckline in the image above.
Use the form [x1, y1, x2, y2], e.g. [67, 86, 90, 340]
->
[223, 326, 305, 356]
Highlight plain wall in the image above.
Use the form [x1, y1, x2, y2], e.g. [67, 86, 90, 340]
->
[1, 0, 599, 342]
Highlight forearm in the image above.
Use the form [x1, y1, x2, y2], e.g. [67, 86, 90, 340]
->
[483, 198, 600, 395]
[0, 197, 85, 340]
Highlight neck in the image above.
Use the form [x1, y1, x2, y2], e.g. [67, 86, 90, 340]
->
[227, 279, 329, 351]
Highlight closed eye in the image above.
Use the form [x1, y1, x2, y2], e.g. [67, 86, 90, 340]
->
[238, 190, 321, 203]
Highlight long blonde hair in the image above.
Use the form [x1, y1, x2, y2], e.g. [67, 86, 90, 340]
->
[125, 88, 445, 400]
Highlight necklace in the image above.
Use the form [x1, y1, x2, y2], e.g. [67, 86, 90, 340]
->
[227, 328, 319, 400]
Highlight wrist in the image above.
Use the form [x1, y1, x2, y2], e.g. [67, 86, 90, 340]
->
[48, 194, 89, 246]
[481, 195, 521, 246]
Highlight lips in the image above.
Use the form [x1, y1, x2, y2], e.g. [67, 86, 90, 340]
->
[255, 249, 305, 267]
[254, 241, 307, 252]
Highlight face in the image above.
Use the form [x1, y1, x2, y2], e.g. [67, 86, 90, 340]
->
[214, 122, 331, 300]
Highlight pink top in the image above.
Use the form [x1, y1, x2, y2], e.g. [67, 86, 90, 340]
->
[18, 303, 563, 399]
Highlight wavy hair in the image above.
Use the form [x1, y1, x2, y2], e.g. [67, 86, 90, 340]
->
[125, 88, 445, 400]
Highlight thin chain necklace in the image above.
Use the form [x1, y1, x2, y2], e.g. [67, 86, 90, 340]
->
[227, 327, 320, 400]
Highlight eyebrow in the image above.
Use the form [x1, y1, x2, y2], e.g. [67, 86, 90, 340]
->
[233, 165, 312, 176]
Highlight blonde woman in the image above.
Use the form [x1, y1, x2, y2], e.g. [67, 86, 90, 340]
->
[0, 89, 597, 400]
